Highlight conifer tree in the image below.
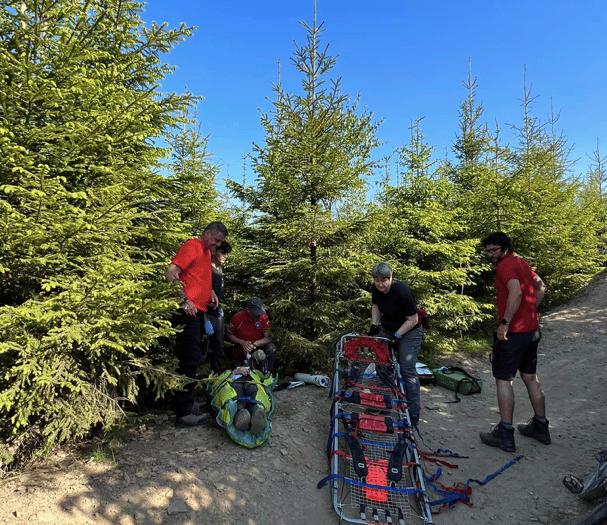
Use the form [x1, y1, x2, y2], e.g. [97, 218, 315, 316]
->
[160, 106, 221, 237]
[582, 142, 607, 257]
[505, 74, 602, 300]
[447, 66, 602, 307]
[228, 14, 381, 369]
[0, 0, 196, 466]
[377, 118, 492, 352]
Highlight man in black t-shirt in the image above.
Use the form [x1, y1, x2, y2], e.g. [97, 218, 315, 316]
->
[369, 262, 422, 427]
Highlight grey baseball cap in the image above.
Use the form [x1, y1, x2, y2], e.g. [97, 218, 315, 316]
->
[247, 296, 266, 315]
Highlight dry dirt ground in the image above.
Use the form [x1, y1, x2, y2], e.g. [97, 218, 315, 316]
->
[1, 274, 606, 525]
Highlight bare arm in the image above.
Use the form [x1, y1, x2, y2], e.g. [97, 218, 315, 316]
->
[395, 314, 419, 337]
[253, 329, 272, 348]
[209, 289, 219, 308]
[496, 279, 522, 340]
[165, 263, 182, 286]
[165, 263, 197, 317]
[503, 279, 523, 321]
[371, 304, 381, 326]
[533, 274, 546, 306]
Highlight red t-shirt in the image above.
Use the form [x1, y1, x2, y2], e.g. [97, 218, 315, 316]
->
[228, 309, 271, 342]
[171, 239, 212, 312]
[495, 252, 539, 333]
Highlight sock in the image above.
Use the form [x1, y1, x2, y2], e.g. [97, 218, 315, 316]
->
[535, 415, 548, 423]
[500, 421, 513, 430]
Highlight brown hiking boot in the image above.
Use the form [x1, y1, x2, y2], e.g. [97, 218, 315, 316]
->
[518, 416, 551, 444]
[480, 422, 516, 452]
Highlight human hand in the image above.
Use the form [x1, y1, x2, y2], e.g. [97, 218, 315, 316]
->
[183, 299, 197, 317]
[367, 324, 380, 336]
[496, 324, 508, 341]
[204, 320, 214, 335]
[242, 340, 254, 353]
[390, 332, 402, 347]
[210, 290, 219, 308]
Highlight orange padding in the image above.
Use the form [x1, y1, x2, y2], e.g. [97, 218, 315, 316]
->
[365, 460, 388, 502]
[358, 391, 391, 408]
[357, 413, 390, 433]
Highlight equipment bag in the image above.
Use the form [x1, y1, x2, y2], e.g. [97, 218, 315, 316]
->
[431, 366, 482, 395]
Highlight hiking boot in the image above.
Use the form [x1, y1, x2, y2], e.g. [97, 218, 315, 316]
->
[192, 401, 210, 415]
[562, 475, 584, 494]
[249, 409, 267, 435]
[175, 413, 209, 427]
[234, 409, 251, 431]
[480, 422, 516, 452]
[518, 416, 551, 444]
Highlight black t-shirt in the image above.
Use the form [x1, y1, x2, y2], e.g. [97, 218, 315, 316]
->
[211, 266, 223, 301]
[207, 266, 224, 316]
[371, 280, 418, 332]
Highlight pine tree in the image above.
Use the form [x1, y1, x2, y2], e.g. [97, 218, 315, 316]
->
[227, 14, 381, 370]
[0, 0, 196, 467]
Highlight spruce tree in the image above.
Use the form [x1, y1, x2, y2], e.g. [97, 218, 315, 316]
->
[0, 0, 196, 467]
[159, 105, 222, 237]
[506, 74, 602, 301]
[228, 15, 381, 370]
[582, 142, 607, 258]
[377, 118, 492, 353]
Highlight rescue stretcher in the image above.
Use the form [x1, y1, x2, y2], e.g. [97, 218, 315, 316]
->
[319, 333, 433, 524]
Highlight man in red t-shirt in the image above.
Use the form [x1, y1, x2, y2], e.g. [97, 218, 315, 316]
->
[227, 297, 275, 374]
[480, 232, 550, 452]
[165, 221, 228, 426]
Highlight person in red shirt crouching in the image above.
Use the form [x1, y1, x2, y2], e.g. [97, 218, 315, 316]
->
[226, 297, 275, 376]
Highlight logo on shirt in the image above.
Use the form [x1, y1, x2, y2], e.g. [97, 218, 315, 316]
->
[255, 321, 261, 329]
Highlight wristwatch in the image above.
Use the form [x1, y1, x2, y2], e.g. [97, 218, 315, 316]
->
[501, 319, 510, 326]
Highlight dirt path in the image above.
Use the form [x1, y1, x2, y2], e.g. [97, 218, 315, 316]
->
[1, 275, 606, 524]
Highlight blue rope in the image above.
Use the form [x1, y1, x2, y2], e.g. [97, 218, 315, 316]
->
[465, 455, 524, 487]
[421, 455, 524, 508]
[317, 473, 424, 496]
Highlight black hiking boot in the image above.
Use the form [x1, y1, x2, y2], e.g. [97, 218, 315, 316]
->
[175, 413, 209, 427]
[480, 422, 516, 452]
[518, 416, 551, 444]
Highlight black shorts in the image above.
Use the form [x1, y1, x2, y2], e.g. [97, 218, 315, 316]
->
[492, 329, 542, 381]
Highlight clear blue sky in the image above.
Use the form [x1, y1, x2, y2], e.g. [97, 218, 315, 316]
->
[141, 0, 606, 187]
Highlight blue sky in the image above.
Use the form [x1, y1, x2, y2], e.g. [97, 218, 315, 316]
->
[141, 0, 606, 187]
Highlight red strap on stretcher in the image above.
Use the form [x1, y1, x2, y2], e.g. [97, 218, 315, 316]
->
[343, 336, 390, 363]
[344, 379, 408, 405]
[356, 390, 391, 409]
[329, 450, 418, 478]
[352, 413, 393, 433]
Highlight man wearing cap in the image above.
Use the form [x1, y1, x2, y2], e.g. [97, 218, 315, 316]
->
[226, 297, 275, 374]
